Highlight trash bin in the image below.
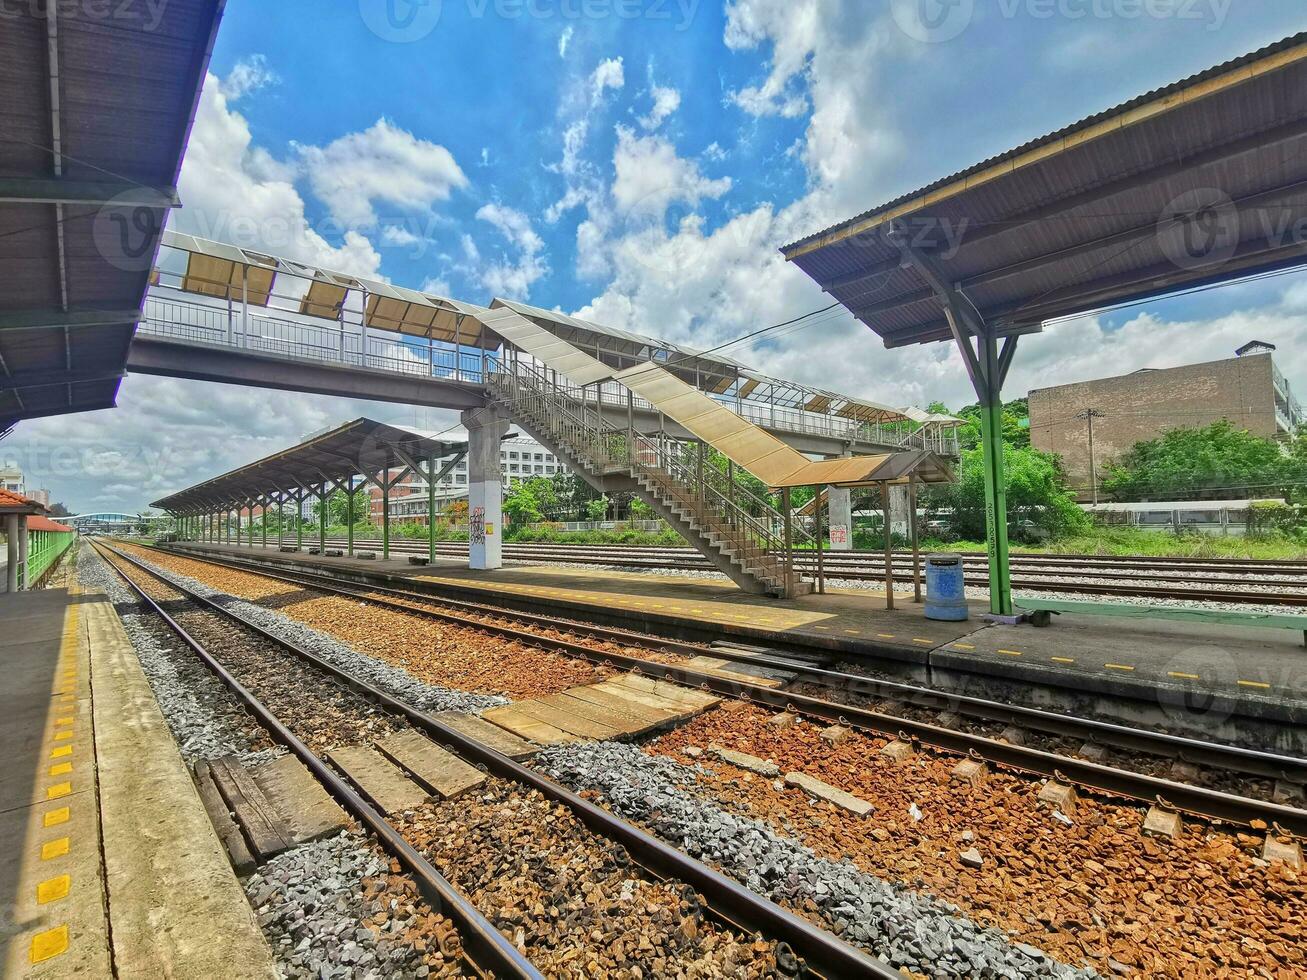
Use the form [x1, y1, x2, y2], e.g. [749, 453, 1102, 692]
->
[924, 553, 968, 621]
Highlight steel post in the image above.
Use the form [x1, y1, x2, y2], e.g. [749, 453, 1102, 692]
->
[909, 476, 922, 602]
[319, 485, 327, 552]
[346, 477, 355, 557]
[814, 484, 825, 595]
[428, 457, 436, 565]
[382, 474, 390, 560]
[278, 494, 284, 549]
[296, 490, 303, 549]
[979, 333, 1013, 616]
[882, 482, 895, 611]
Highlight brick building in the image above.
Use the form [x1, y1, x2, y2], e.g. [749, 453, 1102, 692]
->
[1029, 345, 1302, 501]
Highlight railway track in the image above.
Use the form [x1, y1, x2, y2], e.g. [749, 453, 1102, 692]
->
[198, 538, 1307, 605]
[93, 540, 892, 979]
[138, 541, 1307, 835]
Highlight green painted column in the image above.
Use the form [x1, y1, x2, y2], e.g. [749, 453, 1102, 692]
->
[278, 495, 284, 549]
[248, 500, 254, 547]
[319, 485, 327, 552]
[236, 506, 241, 546]
[382, 476, 390, 560]
[296, 490, 303, 549]
[262, 501, 267, 548]
[346, 477, 355, 556]
[979, 333, 1013, 616]
[428, 457, 436, 565]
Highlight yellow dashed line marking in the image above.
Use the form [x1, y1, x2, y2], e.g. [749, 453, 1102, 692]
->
[952, 642, 975, 650]
[44, 807, 70, 828]
[41, 837, 70, 860]
[813, 625, 831, 630]
[49, 762, 73, 777]
[1104, 663, 1135, 672]
[50, 745, 72, 759]
[30, 925, 68, 963]
[1169, 671, 1200, 680]
[54, 717, 73, 727]
[37, 874, 71, 904]
[1050, 656, 1075, 664]
[876, 633, 895, 639]
[46, 782, 71, 800]
[912, 637, 932, 644]
[54, 731, 72, 741]
[997, 649, 1023, 657]
[1237, 680, 1271, 689]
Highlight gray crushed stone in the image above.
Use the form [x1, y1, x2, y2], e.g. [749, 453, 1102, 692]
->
[537, 741, 1100, 980]
[77, 545, 283, 765]
[125, 551, 506, 716]
[244, 831, 430, 979]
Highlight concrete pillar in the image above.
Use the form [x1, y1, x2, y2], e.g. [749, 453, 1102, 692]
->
[827, 487, 853, 551]
[461, 405, 509, 570]
[5, 514, 18, 593]
[889, 484, 912, 539]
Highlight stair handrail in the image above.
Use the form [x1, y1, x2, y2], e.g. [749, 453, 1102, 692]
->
[488, 355, 805, 590]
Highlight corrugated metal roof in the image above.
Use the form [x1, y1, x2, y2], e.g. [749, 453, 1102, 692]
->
[152, 418, 465, 512]
[781, 33, 1307, 349]
[0, 1, 225, 431]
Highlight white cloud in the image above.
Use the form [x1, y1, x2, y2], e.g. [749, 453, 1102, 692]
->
[223, 54, 279, 99]
[470, 204, 548, 298]
[703, 141, 728, 162]
[558, 25, 574, 58]
[611, 127, 732, 220]
[296, 119, 468, 228]
[638, 85, 681, 130]
[380, 225, 421, 246]
[590, 57, 625, 104]
[172, 65, 381, 276]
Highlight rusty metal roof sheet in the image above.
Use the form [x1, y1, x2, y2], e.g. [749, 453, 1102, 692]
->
[781, 33, 1307, 348]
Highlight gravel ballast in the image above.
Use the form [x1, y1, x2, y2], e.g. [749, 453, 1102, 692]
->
[537, 740, 1099, 979]
[79, 544, 283, 764]
[115, 548, 506, 716]
[244, 830, 463, 979]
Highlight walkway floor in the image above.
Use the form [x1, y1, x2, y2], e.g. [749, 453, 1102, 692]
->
[0, 576, 275, 979]
[169, 542, 1307, 721]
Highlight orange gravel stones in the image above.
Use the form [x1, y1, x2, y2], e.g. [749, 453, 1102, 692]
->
[119, 545, 610, 700]
[650, 701, 1307, 977]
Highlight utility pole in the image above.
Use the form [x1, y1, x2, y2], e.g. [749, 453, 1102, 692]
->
[1076, 409, 1107, 506]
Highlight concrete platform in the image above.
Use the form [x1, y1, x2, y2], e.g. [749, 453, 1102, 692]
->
[0, 580, 276, 979]
[161, 542, 1307, 728]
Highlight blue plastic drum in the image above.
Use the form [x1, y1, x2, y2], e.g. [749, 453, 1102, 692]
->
[924, 553, 968, 621]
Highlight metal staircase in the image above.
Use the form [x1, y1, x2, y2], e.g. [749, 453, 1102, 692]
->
[487, 358, 812, 597]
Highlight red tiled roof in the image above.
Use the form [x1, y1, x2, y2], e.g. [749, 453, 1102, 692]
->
[0, 488, 47, 513]
[27, 515, 73, 533]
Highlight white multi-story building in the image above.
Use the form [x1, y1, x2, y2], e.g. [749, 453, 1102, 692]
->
[368, 428, 568, 522]
[0, 463, 25, 497]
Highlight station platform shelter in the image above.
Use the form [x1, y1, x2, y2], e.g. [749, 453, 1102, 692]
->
[160, 539, 1307, 752]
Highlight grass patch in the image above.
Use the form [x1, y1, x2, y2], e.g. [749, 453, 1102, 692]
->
[919, 527, 1307, 560]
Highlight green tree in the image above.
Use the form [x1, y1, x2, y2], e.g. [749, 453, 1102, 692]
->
[313, 487, 369, 527]
[503, 480, 544, 527]
[925, 444, 1088, 542]
[948, 397, 1030, 451]
[585, 496, 609, 522]
[1101, 420, 1302, 501]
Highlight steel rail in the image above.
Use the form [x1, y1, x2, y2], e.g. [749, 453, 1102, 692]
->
[90, 543, 541, 980]
[147, 543, 1307, 784]
[195, 540, 1307, 604]
[101, 542, 892, 980]
[140, 543, 1307, 835]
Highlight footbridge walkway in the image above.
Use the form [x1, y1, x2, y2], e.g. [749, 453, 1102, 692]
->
[140, 233, 960, 596]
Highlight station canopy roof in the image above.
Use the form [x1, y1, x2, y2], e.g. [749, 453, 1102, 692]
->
[0, 1, 224, 432]
[152, 418, 466, 513]
[781, 33, 1307, 348]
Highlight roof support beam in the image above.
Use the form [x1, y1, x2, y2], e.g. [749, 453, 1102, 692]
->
[0, 177, 177, 207]
[0, 367, 125, 392]
[0, 308, 142, 331]
[891, 227, 1014, 617]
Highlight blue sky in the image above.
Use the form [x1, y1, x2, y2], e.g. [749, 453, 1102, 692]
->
[11, 0, 1307, 511]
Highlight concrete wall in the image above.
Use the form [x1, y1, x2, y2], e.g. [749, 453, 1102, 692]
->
[1029, 353, 1279, 501]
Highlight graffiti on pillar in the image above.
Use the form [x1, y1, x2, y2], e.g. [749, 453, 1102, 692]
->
[830, 524, 849, 546]
[469, 506, 486, 545]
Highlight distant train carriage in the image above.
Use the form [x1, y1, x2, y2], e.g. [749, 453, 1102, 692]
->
[1081, 499, 1284, 536]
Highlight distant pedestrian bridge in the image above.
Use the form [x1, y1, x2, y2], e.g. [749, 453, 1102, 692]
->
[67, 513, 143, 533]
